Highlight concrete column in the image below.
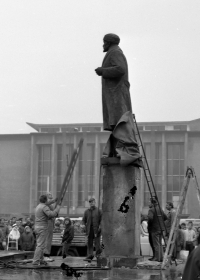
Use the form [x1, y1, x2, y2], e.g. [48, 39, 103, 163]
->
[62, 133, 67, 177]
[184, 132, 188, 214]
[73, 134, 78, 213]
[94, 134, 100, 205]
[150, 131, 155, 180]
[61, 132, 68, 215]
[82, 133, 88, 205]
[29, 134, 38, 214]
[51, 135, 57, 199]
[162, 133, 167, 209]
[99, 158, 142, 268]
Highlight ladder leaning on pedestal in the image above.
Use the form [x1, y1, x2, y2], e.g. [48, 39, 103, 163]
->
[133, 115, 168, 250]
[161, 167, 198, 269]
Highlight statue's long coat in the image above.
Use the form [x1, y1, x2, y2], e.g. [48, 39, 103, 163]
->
[101, 45, 132, 131]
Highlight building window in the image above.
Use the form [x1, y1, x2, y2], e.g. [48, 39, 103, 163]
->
[57, 144, 73, 207]
[167, 144, 184, 202]
[38, 145, 52, 199]
[77, 144, 96, 207]
[143, 143, 162, 206]
[87, 144, 95, 199]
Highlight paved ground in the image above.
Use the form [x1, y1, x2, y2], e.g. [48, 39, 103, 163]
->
[0, 253, 184, 280]
[0, 267, 183, 280]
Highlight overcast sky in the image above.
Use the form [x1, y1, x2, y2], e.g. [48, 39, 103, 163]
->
[0, 0, 200, 134]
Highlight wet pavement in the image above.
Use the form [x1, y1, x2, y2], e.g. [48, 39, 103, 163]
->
[0, 267, 183, 280]
[0, 257, 183, 280]
[0, 254, 183, 280]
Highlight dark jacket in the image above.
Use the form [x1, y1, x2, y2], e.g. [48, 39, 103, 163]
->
[182, 244, 200, 280]
[18, 226, 24, 236]
[0, 224, 9, 241]
[101, 45, 132, 131]
[20, 232, 34, 251]
[0, 229, 3, 243]
[62, 219, 74, 244]
[82, 206, 102, 236]
[148, 205, 167, 232]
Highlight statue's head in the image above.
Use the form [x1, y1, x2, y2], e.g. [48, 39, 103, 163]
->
[103, 33, 120, 52]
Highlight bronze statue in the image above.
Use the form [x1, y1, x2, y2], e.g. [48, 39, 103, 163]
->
[95, 34, 141, 166]
[95, 33, 132, 132]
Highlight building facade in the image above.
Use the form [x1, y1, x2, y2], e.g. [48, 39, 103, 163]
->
[1, 118, 200, 218]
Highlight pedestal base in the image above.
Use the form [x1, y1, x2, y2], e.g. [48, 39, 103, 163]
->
[101, 158, 140, 257]
[97, 255, 143, 268]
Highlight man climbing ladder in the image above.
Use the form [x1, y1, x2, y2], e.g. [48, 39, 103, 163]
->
[133, 115, 168, 255]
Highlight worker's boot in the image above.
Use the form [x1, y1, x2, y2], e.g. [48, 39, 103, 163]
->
[84, 255, 94, 262]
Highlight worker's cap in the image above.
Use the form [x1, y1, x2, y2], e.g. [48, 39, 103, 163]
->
[150, 198, 157, 204]
[166, 202, 174, 208]
[12, 224, 17, 228]
[25, 226, 30, 229]
[89, 198, 95, 203]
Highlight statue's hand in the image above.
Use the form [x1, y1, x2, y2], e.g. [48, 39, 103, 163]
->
[95, 67, 103, 76]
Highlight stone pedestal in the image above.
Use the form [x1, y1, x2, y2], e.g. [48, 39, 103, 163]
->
[98, 157, 143, 268]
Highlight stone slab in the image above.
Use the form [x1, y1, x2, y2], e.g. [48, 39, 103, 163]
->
[0, 251, 34, 262]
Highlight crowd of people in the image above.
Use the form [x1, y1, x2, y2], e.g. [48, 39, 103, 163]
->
[141, 198, 200, 262]
[0, 216, 35, 251]
[0, 215, 76, 251]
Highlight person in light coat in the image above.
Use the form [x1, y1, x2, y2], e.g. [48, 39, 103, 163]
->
[32, 194, 61, 266]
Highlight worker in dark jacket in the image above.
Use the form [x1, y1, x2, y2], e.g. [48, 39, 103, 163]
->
[61, 217, 74, 258]
[165, 202, 176, 236]
[20, 226, 35, 251]
[182, 244, 200, 280]
[148, 198, 167, 262]
[0, 218, 9, 250]
[82, 198, 102, 261]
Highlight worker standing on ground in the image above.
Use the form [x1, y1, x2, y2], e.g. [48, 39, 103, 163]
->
[165, 202, 176, 235]
[43, 192, 57, 262]
[82, 198, 102, 261]
[32, 194, 61, 266]
[61, 217, 74, 259]
[147, 201, 155, 260]
[148, 198, 167, 262]
[184, 221, 196, 255]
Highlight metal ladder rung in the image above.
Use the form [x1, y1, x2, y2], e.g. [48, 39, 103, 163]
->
[144, 168, 150, 172]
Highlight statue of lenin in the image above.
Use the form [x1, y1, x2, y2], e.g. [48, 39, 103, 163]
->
[95, 34, 141, 166]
